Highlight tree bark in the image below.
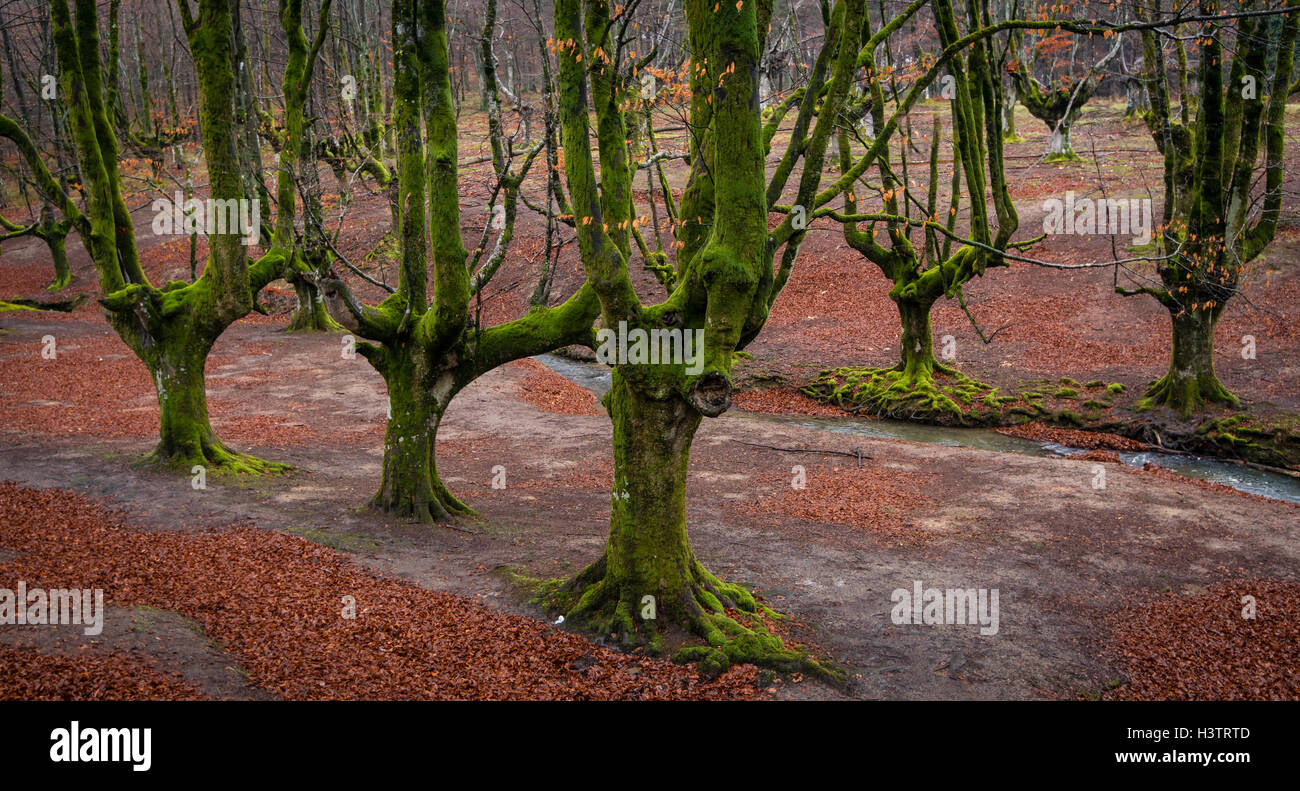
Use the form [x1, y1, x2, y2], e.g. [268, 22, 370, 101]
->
[1002, 81, 1019, 140]
[553, 370, 811, 676]
[897, 294, 938, 380]
[366, 345, 468, 521]
[44, 231, 70, 291]
[561, 372, 704, 644]
[1142, 307, 1237, 416]
[1046, 122, 1072, 156]
[134, 313, 283, 472]
[148, 332, 218, 464]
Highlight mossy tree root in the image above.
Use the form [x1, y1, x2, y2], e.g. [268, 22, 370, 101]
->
[804, 360, 998, 422]
[144, 434, 292, 475]
[46, 272, 73, 292]
[541, 373, 842, 684]
[544, 554, 842, 683]
[1137, 370, 1240, 417]
[369, 462, 473, 523]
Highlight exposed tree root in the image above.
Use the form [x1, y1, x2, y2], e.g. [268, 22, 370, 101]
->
[1138, 371, 1241, 418]
[46, 273, 72, 292]
[803, 361, 1001, 424]
[369, 472, 474, 524]
[537, 557, 845, 685]
[145, 436, 292, 476]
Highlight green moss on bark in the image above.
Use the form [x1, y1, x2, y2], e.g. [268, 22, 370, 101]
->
[364, 343, 470, 522]
[1138, 307, 1239, 417]
[542, 371, 841, 683]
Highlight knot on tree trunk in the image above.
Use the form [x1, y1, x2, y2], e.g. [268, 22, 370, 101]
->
[686, 371, 732, 417]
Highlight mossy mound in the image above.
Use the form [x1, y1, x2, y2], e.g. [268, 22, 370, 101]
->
[802, 362, 1009, 425]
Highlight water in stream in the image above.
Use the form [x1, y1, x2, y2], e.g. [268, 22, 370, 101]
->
[535, 353, 1300, 505]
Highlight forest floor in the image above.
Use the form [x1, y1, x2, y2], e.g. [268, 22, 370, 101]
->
[1, 100, 1298, 699]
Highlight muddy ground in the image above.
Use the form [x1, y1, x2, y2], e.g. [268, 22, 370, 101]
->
[1, 100, 1298, 699]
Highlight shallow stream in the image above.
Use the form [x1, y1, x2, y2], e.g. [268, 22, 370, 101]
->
[536, 353, 1300, 505]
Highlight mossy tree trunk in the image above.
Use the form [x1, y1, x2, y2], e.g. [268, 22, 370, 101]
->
[1142, 305, 1235, 414]
[148, 333, 215, 464]
[1124, 0, 1299, 416]
[1002, 80, 1019, 140]
[318, 0, 598, 524]
[810, 10, 1021, 422]
[286, 275, 334, 329]
[558, 369, 792, 672]
[364, 343, 468, 521]
[41, 217, 72, 291]
[1046, 123, 1072, 156]
[0, 0, 290, 473]
[276, 0, 342, 333]
[138, 324, 272, 471]
[546, 0, 862, 679]
[896, 294, 939, 380]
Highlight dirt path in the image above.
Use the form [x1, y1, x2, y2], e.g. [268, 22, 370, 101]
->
[2, 314, 1296, 699]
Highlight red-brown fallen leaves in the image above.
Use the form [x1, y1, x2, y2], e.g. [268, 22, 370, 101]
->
[557, 462, 615, 489]
[0, 327, 364, 448]
[996, 422, 1146, 451]
[1102, 580, 1300, 700]
[208, 409, 320, 449]
[1073, 449, 1123, 464]
[0, 334, 156, 438]
[732, 386, 851, 417]
[0, 645, 205, 701]
[509, 358, 603, 415]
[739, 464, 931, 544]
[0, 482, 761, 700]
